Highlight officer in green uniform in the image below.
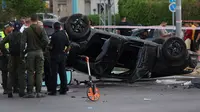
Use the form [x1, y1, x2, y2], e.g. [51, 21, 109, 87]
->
[0, 22, 26, 98]
[21, 14, 49, 98]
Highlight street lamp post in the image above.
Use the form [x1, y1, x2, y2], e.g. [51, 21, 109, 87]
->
[72, 0, 78, 14]
[176, 0, 182, 38]
[107, 0, 112, 32]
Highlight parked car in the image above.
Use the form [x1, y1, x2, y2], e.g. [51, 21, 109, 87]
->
[59, 16, 68, 23]
[61, 14, 198, 82]
[37, 13, 59, 21]
[131, 28, 184, 40]
[43, 19, 64, 36]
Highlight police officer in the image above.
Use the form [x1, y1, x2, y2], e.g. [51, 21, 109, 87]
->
[0, 22, 13, 94]
[48, 22, 70, 95]
[44, 45, 51, 93]
[21, 14, 49, 98]
[0, 31, 5, 40]
[37, 21, 51, 93]
[0, 22, 26, 98]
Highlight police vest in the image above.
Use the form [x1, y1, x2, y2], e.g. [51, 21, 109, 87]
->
[0, 31, 9, 49]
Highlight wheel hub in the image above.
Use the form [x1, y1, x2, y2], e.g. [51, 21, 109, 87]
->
[167, 40, 182, 57]
[71, 18, 87, 33]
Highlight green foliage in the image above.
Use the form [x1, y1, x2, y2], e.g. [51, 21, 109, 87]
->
[88, 14, 99, 25]
[7, 0, 45, 17]
[118, 0, 200, 25]
[0, 0, 15, 22]
[88, 14, 121, 25]
[0, 0, 45, 22]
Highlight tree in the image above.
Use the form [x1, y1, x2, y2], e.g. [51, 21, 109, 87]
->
[118, 0, 200, 25]
[0, 0, 15, 22]
[7, 0, 45, 17]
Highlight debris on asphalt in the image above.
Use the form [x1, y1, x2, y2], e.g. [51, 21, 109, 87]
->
[71, 96, 76, 98]
[181, 78, 200, 89]
[182, 81, 192, 86]
[156, 79, 187, 85]
[155, 78, 200, 89]
[87, 107, 93, 110]
[103, 100, 108, 103]
[67, 90, 74, 93]
[144, 98, 151, 101]
[172, 85, 178, 89]
[70, 80, 77, 85]
[191, 78, 200, 89]
[82, 96, 87, 98]
[80, 83, 85, 86]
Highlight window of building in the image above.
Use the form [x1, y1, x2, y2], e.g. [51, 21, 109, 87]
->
[97, 3, 108, 14]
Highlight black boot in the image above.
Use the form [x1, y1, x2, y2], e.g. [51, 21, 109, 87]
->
[8, 93, 13, 98]
[48, 92, 57, 96]
[59, 89, 67, 95]
[3, 90, 8, 95]
[13, 88, 19, 93]
[59, 86, 69, 95]
[19, 93, 26, 97]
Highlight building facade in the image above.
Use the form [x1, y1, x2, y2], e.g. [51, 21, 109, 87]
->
[78, 0, 119, 15]
[52, 0, 73, 17]
[52, 0, 119, 17]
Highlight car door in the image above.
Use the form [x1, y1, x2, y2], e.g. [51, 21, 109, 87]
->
[93, 36, 123, 76]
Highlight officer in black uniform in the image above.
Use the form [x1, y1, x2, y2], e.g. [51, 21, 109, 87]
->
[43, 44, 51, 93]
[0, 22, 13, 94]
[48, 22, 70, 95]
[0, 21, 26, 98]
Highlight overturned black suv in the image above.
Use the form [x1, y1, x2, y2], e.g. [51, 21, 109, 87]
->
[64, 14, 198, 82]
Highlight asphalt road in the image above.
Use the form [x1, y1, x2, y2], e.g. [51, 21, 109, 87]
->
[0, 72, 200, 112]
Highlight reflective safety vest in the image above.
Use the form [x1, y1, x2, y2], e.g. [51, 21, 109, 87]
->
[0, 31, 4, 38]
[0, 31, 9, 49]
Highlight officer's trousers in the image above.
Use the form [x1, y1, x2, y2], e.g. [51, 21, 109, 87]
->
[26, 50, 44, 93]
[44, 57, 51, 92]
[0, 55, 8, 92]
[7, 56, 26, 94]
[50, 54, 67, 93]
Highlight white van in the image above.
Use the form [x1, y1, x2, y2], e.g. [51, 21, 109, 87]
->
[36, 13, 59, 21]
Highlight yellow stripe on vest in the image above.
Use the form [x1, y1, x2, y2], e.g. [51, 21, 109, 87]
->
[0, 31, 9, 49]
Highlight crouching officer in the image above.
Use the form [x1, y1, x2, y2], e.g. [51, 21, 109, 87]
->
[0, 22, 26, 98]
[48, 22, 70, 95]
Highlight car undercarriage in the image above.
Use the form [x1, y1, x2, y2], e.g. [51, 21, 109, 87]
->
[63, 14, 198, 82]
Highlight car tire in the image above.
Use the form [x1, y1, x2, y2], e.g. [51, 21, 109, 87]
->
[188, 56, 198, 68]
[152, 38, 165, 44]
[64, 13, 90, 42]
[162, 37, 187, 61]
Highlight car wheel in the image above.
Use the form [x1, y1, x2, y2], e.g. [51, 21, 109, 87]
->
[64, 13, 90, 42]
[162, 37, 187, 61]
[188, 56, 198, 68]
[152, 38, 165, 44]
